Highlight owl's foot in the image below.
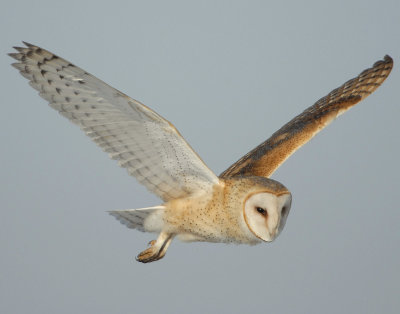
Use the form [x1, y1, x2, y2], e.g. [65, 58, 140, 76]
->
[136, 232, 173, 263]
[136, 245, 164, 263]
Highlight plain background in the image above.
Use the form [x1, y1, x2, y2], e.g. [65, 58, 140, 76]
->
[1, 1, 399, 313]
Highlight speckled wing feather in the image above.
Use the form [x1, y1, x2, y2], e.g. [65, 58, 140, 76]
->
[220, 56, 393, 178]
[9, 42, 219, 201]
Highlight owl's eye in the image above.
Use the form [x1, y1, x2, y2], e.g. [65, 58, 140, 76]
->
[281, 206, 287, 216]
[256, 207, 267, 216]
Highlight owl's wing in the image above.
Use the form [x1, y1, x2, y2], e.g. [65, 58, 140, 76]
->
[220, 56, 393, 178]
[9, 42, 219, 201]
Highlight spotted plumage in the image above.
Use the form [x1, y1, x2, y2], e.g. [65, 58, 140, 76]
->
[9, 42, 393, 262]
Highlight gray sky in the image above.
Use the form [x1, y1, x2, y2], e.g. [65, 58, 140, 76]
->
[1, 1, 400, 313]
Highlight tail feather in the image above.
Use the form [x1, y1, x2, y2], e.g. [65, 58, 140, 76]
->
[109, 205, 165, 232]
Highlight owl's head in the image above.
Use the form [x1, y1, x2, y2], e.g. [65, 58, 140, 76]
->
[224, 176, 292, 242]
[228, 176, 291, 242]
[243, 190, 292, 242]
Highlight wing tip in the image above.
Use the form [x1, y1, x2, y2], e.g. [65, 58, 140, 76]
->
[8, 52, 21, 60]
[383, 54, 393, 63]
[22, 41, 36, 48]
[374, 54, 394, 69]
[9, 42, 35, 60]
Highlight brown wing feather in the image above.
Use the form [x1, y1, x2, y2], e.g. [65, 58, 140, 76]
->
[220, 55, 393, 178]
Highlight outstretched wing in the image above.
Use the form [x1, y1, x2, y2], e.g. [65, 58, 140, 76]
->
[9, 42, 219, 201]
[220, 56, 393, 178]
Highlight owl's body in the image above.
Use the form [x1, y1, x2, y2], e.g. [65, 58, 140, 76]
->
[9, 42, 393, 263]
[111, 176, 291, 262]
[158, 177, 288, 244]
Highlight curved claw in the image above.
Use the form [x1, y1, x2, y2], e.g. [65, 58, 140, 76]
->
[136, 246, 164, 263]
[135, 232, 173, 263]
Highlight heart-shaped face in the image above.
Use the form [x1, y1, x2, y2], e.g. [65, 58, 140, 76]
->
[243, 192, 292, 242]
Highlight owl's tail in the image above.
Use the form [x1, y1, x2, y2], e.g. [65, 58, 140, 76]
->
[108, 205, 165, 233]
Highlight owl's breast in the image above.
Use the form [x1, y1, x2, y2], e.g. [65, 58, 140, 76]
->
[163, 183, 261, 244]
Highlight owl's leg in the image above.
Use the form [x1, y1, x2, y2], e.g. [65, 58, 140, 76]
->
[136, 232, 173, 263]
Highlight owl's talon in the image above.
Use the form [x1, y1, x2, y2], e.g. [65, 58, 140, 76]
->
[135, 240, 159, 262]
[136, 232, 173, 263]
[136, 246, 163, 263]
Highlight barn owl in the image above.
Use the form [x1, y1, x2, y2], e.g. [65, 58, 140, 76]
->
[9, 42, 393, 263]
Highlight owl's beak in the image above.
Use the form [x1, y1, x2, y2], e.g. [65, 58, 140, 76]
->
[269, 226, 279, 239]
